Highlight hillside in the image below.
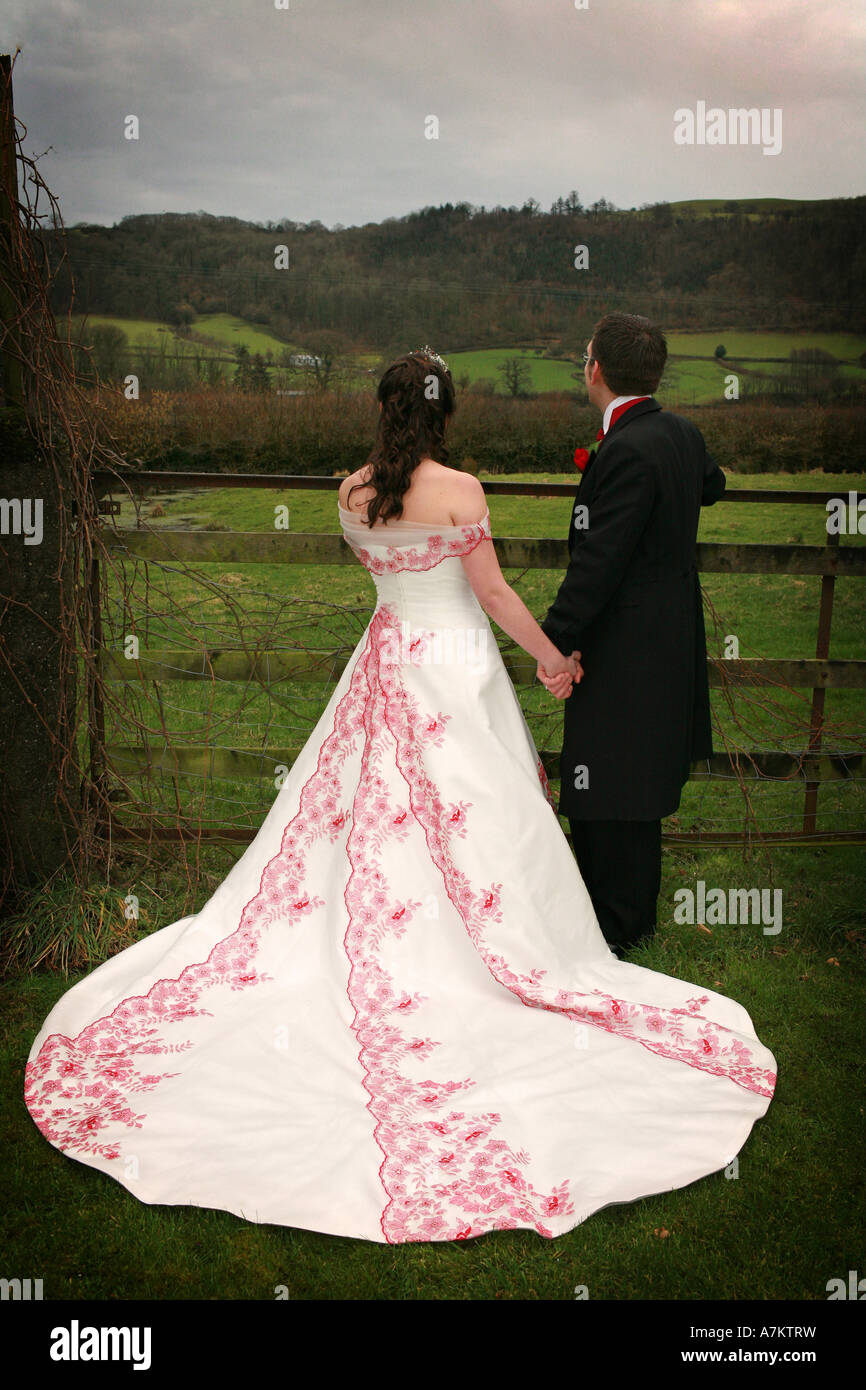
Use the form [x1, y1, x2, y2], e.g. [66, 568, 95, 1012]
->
[48, 194, 866, 357]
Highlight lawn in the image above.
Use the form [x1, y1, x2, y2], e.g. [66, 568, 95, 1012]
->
[445, 348, 581, 394]
[69, 312, 195, 349]
[665, 197, 845, 218]
[664, 331, 866, 362]
[187, 312, 297, 359]
[4, 469, 864, 1300]
[447, 335, 866, 407]
[68, 315, 866, 403]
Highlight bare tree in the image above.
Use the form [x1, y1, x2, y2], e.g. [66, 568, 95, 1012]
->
[498, 356, 532, 398]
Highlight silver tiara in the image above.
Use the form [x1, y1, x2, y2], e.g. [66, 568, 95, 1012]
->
[411, 344, 449, 372]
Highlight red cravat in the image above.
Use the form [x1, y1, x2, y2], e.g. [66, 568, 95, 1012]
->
[575, 398, 651, 472]
[599, 396, 650, 439]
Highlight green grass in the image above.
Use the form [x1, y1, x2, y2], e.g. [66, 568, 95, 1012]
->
[661, 331, 866, 406]
[69, 314, 866, 404]
[5, 847, 864, 1299]
[656, 333, 866, 405]
[187, 312, 296, 359]
[5, 471, 864, 1298]
[665, 331, 866, 362]
[665, 197, 848, 218]
[69, 312, 298, 362]
[446, 348, 581, 394]
[106, 468, 866, 833]
[69, 313, 190, 348]
[447, 336, 866, 407]
[69, 311, 382, 394]
[68, 312, 315, 387]
[87, 471, 864, 856]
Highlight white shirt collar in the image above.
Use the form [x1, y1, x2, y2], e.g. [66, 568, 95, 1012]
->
[602, 394, 647, 436]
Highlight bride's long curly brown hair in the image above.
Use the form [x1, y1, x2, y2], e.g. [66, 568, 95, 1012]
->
[346, 351, 456, 527]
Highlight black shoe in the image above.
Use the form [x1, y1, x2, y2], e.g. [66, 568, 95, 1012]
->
[623, 931, 655, 954]
[607, 931, 654, 959]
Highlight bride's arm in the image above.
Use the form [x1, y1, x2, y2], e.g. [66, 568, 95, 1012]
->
[451, 480, 578, 678]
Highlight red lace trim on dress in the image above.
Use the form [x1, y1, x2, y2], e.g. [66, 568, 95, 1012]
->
[535, 754, 558, 813]
[390, 654, 777, 1097]
[23, 650, 365, 1162]
[360, 627, 776, 1100]
[343, 605, 574, 1242]
[344, 513, 491, 575]
[348, 606, 775, 1241]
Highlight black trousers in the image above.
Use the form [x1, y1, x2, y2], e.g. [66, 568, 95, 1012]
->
[568, 818, 662, 955]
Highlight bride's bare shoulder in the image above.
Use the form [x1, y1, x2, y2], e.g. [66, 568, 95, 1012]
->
[443, 469, 488, 526]
[411, 461, 487, 525]
[338, 462, 487, 525]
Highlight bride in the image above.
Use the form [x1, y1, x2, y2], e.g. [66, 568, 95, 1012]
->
[24, 349, 776, 1244]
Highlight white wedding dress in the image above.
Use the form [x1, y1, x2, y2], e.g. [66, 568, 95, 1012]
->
[24, 504, 777, 1243]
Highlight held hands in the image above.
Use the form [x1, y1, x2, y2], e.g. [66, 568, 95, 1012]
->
[537, 651, 582, 700]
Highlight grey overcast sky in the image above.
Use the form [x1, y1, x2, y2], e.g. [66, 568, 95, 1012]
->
[4, 0, 864, 228]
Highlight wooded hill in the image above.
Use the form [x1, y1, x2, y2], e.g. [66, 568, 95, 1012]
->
[46, 194, 866, 355]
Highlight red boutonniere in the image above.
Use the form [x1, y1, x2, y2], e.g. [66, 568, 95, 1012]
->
[574, 427, 605, 473]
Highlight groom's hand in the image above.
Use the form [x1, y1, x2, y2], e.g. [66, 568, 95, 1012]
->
[537, 651, 582, 699]
[545, 673, 572, 700]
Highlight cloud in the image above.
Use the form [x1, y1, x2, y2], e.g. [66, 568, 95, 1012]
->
[6, 0, 864, 226]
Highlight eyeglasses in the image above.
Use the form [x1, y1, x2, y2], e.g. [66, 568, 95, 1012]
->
[582, 352, 595, 366]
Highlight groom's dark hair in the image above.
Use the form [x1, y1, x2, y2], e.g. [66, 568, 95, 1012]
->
[590, 313, 667, 395]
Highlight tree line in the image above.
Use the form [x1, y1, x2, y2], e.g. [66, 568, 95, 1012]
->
[43, 194, 866, 356]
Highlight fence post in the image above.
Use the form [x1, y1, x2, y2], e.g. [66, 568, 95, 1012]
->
[85, 526, 107, 815]
[803, 529, 839, 833]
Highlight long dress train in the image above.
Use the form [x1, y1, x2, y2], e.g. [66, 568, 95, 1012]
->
[23, 504, 777, 1243]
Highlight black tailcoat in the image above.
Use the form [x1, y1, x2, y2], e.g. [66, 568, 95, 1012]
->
[540, 398, 726, 820]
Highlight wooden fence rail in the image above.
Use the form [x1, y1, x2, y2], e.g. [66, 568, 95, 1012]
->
[90, 471, 865, 847]
[103, 528, 866, 577]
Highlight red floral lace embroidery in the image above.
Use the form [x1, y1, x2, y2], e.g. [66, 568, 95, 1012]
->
[536, 754, 557, 812]
[348, 605, 775, 1242]
[24, 675, 362, 1162]
[401, 684, 777, 1096]
[344, 605, 574, 1242]
[345, 512, 491, 575]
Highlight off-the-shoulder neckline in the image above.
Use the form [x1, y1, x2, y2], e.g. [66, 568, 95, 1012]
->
[338, 502, 490, 532]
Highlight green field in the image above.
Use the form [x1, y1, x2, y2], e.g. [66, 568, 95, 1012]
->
[47, 469, 866, 839]
[69, 313, 866, 404]
[3, 470, 864, 1300]
[69, 312, 386, 391]
[70, 312, 304, 384]
[4, 470, 865, 1300]
[187, 312, 297, 359]
[667, 197, 847, 215]
[69, 312, 296, 360]
[447, 334, 866, 406]
[666, 332, 866, 400]
[69, 313, 187, 348]
[665, 331, 866, 361]
[446, 348, 579, 393]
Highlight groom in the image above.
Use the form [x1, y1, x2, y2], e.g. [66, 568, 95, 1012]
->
[537, 312, 726, 958]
